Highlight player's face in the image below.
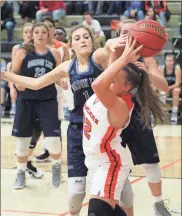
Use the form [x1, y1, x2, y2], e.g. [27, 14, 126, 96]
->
[33, 26, 48, 45]
[165, 56, 174, 68]
[71, 28, 93, 55]
[22, 26, 32, 43]
[110, 70, 131, 95]
[43, 20, 55, 39]
[120, 23, 134, 36]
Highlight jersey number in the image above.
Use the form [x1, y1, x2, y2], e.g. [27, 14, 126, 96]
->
[84, 117, 92, 140]
[83, 90, 89, 101]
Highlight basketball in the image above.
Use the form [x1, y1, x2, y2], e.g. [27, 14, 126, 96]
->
[130, 20, 168, 57]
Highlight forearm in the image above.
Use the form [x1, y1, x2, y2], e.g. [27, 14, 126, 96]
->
[169, 83, 180, 90]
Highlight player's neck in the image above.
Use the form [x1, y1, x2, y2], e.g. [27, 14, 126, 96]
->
[77, 54, 90, 66]
[35, 44, 48, 54]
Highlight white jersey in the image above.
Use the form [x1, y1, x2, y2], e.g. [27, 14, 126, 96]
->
[83, 94, 134, 200]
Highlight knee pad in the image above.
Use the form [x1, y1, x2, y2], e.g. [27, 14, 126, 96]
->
[113, 204, 127, 216]
[68, 177, 86, 213]
[120, 178, 133, 208]
[143, 163, 161, 183]
[88, 199, 113, 216]
[16, 137, 31, 156]
[29, 129, 41, 149]
[45, 137, 61, 155]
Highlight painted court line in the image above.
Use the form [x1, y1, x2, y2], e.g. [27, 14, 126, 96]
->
[1, 158, 181, 216]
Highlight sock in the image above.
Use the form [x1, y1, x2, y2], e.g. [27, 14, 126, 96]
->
[153, 195, 163, 204]
[17, 162, 27, 171]
[51, 158, 60, 165]
[172, 106, 178, 113]
[11, 103, 16, 109]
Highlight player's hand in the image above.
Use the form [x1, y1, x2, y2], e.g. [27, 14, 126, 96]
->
[15, 84, 26, 91]
[10, 87, 17, 101]
[106, 37, 126, 53]
[121, 36, 143, 63]
[134, 61, 148, 72]
[61, 78, 68, 90]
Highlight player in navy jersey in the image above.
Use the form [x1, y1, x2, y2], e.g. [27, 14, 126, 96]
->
[1, 24, 126, 215]
[5, 23, 62, 189]
[9, 22, 43, 179]
[160, 54, 181, 123]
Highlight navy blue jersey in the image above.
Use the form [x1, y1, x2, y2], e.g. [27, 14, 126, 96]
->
[19, 49, 57, 100]
[68, 55, 103, 123]
[164, 65, 176, 86]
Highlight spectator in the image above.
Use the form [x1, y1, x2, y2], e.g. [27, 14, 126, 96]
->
[123, 1, 144, 21]
[160, 54, 182, 123]
[36, 1, 66, 22]
[145, 6, 157, 21]
[107, 1, 122, 15]
[0, 58, 7, 116]
[18, 1, 39, 23]
[86, 1, 104, 15]
[83, 12, 106, 48]
[1, 1, 16, 42]
[145, 0, 168, 26]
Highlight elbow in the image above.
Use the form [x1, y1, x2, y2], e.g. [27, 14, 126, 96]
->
[32, 80, 41, 90]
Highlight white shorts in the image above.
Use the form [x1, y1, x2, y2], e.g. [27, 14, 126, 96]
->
[87, 145, 131, 201]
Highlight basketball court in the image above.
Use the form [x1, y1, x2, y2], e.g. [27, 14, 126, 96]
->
[1, 119, 181, 216]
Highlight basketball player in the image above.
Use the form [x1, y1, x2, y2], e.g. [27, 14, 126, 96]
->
[1, 24, 126, 215]
[9, 22, 43, 179]
[112, 19, 171, 216]
[84, 36, 166, 216]
[5, 23, 62, 189]
[160, 54, 181, 123]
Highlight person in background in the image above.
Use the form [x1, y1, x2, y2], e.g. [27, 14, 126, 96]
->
[145, 6, 157, 21]
[123, 1, 145, 21]
[83, 12, 106, 48]
[36, 1, 66, 23]
[1, 1, 16, 42]
[86, 1, 104, 15]
[160, 54, 182, 123]
[0, 58, 7, 117]
[55, 27, 67, 43]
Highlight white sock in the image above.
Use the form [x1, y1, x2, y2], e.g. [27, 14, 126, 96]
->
[17, 162, 27, 171]
[172, 106, 178, 113]
[153, 195, 163, 203]
[51, 158, 60, 165]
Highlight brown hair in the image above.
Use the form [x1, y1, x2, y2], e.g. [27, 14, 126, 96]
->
[124, 63, 167, 127]
[68, 24, 95, 58]
[21, 22, 49, 53]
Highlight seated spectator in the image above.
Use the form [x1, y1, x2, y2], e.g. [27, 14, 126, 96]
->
[160, 54, 182, 123]
[86, 1, 104, 15]
[0, 58, 7, 116]
[1, 1, 16, 42]
[83, 12, 106, 48]
[36, 1, 66, 22]
[145, 6, 157, 21]
[107, 1, 122, 15]
[18, 1, 39, 23]
[145, 0, 168, 26]
[123, 1, 144, 21]
[65, 1, 88, 15]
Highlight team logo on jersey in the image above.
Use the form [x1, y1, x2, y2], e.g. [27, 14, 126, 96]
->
[34, 67, 46, 78]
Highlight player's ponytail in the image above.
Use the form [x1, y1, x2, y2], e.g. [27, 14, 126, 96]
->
[124, 63, 167, 127]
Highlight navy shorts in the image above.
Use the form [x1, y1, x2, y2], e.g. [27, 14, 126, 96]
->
[121, 102, 160, 165]
[67, 123, 88, 178]
[12, 97, 60, 137]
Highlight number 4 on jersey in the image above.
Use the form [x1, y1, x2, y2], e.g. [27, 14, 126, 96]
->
[84, 116, 92, 140]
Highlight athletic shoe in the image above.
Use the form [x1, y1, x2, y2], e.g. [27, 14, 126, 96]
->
[171, 112, 178, 123]
[13, 170, 26, 189]
[153, 200, 172, 216]
[35, 149, 51, 162]
[52, 163, 61, 188]
[27, 161, 44, 179]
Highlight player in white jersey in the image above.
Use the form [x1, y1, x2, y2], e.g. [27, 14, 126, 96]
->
[83, 37, 166, 215]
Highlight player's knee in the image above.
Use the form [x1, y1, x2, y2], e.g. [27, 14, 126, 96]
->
[16, 137, 31, 156]
[68, 177, 86, 213]
[88, 199, 126, 216]
[173, 88, 181, 96]
[45, 137, 61, 155]
[143, 163, 161, 183]
[120, 178, 134, 208]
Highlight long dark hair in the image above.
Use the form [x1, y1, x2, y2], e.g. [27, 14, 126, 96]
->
[124, 63, 167, 127]
[21, 22, 49, 53]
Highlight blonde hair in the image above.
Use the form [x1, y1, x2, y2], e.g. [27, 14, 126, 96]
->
[117, 19, 136, 35]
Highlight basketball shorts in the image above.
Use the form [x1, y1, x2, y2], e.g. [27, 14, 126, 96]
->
[121, 101, 160, 165]
[12, 97, 61, 137]
[67, 123, 88, 178]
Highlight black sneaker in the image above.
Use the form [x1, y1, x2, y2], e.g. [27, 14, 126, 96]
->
[35, 149, 51, 162]
[27, 161, 44, 178]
